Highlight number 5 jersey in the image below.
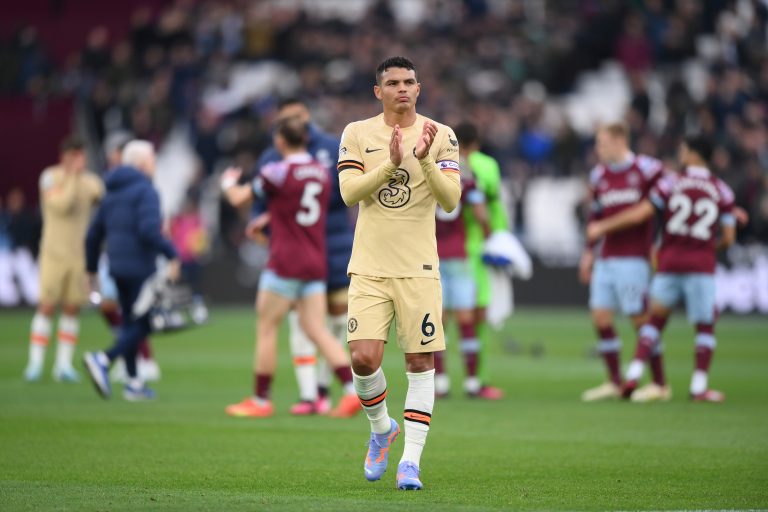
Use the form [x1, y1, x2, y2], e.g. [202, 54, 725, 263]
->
[650, 166, 735, 274]
[253, 153, 330, 281]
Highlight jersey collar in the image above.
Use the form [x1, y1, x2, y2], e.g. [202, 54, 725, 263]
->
[606, 152, 635, 172]
[685, 165, 711, 178]
[284, 152, 313, 164]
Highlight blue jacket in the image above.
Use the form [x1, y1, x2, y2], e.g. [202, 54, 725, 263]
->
[254, 123, 353, 290]
[86, 165, 177, 280]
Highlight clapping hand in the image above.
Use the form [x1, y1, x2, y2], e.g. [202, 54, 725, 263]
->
[414, 120, 438, 160]
[390, 125, 404, 166]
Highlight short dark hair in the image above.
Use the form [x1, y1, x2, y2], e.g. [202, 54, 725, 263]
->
[684, 135, 713, 162]
[454, 122, 479, 147]
[376, 56, 416, 85]
[60, 135, 85, 153]
[277, 97, 305, 111]
[275, 117, 308, 148]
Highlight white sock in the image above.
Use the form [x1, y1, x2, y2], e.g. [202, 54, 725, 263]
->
[434, 373, 450, 395]
[353, 367, 390, 434]
[626, 359, 645, 382]
[55, 314, 79, 369]
[400, 369, 435, 467]
[27, 312, 52, 369]
[464, 376, 481, 394]
[128, 376, 144, 389]
[318, 313, 348, 391]
[690, 370, 708, 395]
[288, 311, 318, 402]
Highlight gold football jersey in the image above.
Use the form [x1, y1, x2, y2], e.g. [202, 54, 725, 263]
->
[39, 166, 104, 261]
[338, 113, 460, 278]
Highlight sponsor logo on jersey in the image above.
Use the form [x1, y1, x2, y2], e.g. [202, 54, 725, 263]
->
[378, 168, 411, 208]
[365, 147, 382, 153]
[339, 146, 348, 158]
[600, 188, 642, 207]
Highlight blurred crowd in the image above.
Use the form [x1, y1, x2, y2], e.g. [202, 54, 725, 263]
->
[2, 0, 768, 245]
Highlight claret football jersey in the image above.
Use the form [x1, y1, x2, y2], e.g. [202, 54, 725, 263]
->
[254, 153, 330, 281]
[589, 154, 664, 259]
[337, 113, 460, 278]
[436, 177, 483, 260]
[650, 166, 735, 274]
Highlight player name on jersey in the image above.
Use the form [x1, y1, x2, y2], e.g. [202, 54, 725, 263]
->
[651, 166, 735, 274]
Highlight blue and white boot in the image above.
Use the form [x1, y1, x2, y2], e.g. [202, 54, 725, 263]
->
[123, 379, 156, 401]
[83, 351, 111, 399]
[364, 418, 400, 481]
[396, 461, 423, 490]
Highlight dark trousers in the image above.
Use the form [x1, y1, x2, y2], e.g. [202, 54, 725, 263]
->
[106, 276, 151, 378]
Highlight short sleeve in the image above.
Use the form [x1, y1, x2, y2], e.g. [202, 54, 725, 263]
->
[252, 176, 267, 199]
[587, 166, 602, 214]
[649, 175, 673, 210]
[718, 180, 735, 225]
[255, 161, 288, 197]
[337, 124, 365, 173]
[636, 155, 664, 189]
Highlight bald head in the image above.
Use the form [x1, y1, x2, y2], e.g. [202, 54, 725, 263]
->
[122, 140, 156, 176]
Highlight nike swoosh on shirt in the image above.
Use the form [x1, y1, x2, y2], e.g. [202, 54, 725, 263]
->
[420, 339, 435, 346]
[365, 148, 382, 153]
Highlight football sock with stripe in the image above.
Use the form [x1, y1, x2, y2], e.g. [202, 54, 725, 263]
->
[288, 311, 318, 402]
[353, 367, 390, 434]
[649, 342, 666, 386]
[400, 369, 435, 467]
[55, 314, 79, 369]
[627, 316, 666, 382]
[691, 324, 715, 394]
[28, 312, 52, 369]
[461, 322, 481, 393]
[597, 326, 621, 385]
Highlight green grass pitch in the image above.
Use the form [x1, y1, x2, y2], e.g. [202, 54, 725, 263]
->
[1, 307, 766, 511]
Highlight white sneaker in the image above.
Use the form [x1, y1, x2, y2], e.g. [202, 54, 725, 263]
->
[52, 366, 80, 383]
[631, 383, 672, 403]
[23, 363, 43, 382]
[138, 357, 161, 382]
[581, 382, 621, 402]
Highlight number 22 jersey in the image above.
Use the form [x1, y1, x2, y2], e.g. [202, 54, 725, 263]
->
[337, 113, 460, 279]
[253, 153, 330, 281]
[650, 166, 735, 274]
